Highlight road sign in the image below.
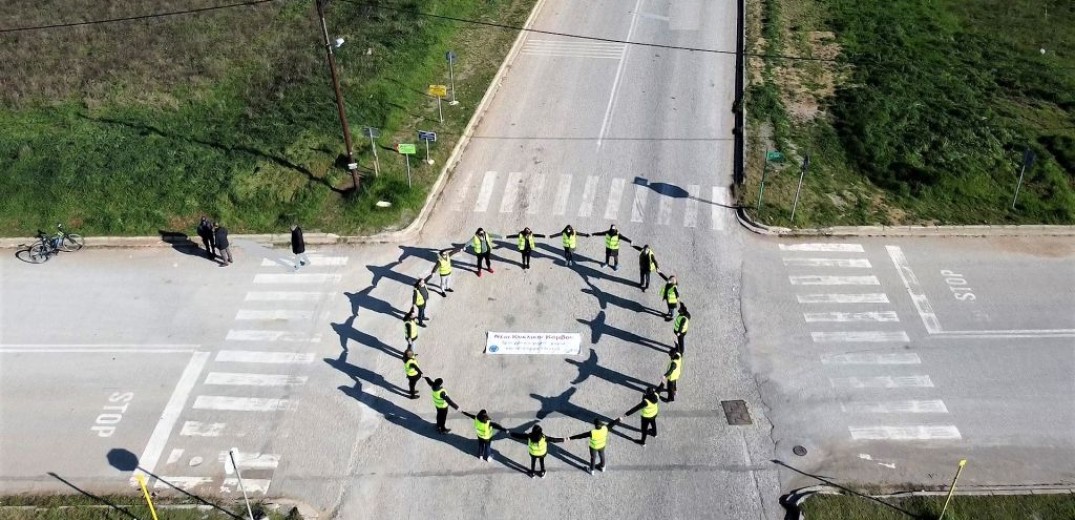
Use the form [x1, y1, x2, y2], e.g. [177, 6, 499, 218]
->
[766, 150, 785, 162]
[418, 130, 437, 142]
[1022, 148, 1036, 169]
[427, 84, 448, 98]
[362, 126, 380, 138]
[802, 154, 811, 172]
[445, 51, 457, 64]
[396, 143, 417, 155]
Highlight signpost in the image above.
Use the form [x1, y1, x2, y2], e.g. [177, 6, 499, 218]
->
[363, 126, 380, 176]
[938, 459, 968, 520]
[485, 332, 581, 355]
[428, 84, 448, 123]
[790, 153, 810, 222]
[226, 448, 256, 520]
[445, 51, 459, 105]
[756, 149, 785, 212]
[1012, 147, 1035, 210]
[418, 130, 437, 165]
[396, 143, 417, 187]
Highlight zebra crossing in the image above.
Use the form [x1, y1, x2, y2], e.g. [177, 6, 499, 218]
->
[453, 171, 733, 230]
[153, 252, 347, 493]
[779, 243, 961, 442]
[520, 39, 627, 59]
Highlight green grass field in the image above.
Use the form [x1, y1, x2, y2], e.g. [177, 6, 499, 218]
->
[744, 0, 1075, 227]
[0, 494, 296, 519]
[0, 0, 534, 236]
[803, 492, 1075, 520]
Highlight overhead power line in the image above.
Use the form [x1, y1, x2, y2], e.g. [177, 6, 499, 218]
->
[0, 0, 283, 34]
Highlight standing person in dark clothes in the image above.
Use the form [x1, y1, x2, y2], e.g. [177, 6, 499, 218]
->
[470, 228, 495, 276]
[214, 223, 232, 266]
[633, 244, 660, 291]
[402, 349, 422, 399]
[586, 224, 631, 270]
[568, 418, 621, 474]
[623, 387, 661, 446]
[672, 303, 690, 353]
[196, 216, 216, 259]
[506, 227, 544, 270]
[424, 377, 460, 433]
[430, 247, 461, 296]
[411, 278, 431, 326]
[510, 425, 564, 478]
[290, 224, 309, 270]
[403, 310, 419, 350]
[658, 350, 683, 402]
[658, 272, 680, 321]
[548, 225, 586, 266]
[461, 409, 505, 461]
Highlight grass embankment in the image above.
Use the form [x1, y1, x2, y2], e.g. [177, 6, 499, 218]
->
[0, 494, 297, 519]
[744, 0, 1075, 226]
[803, 492, 1075, 520]
[0, 0, 534, 236]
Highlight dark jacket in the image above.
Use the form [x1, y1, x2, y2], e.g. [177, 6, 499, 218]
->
[214, 227, 230, 249]
[197, 218, 214, 239]
[291, 226, 305, 254]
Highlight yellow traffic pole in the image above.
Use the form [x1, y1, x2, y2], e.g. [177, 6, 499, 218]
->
[134, 473, 160, 520]
[938, 459, 968, 520]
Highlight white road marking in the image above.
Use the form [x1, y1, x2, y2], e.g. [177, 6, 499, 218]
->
[221, 478, 272, 494]
[821, 353, 921, 365]
[780, 243, 865, 252]
[180, 421, 225, 437]
[261, 256, 348, 267]
[194, 396, 291, 412]
[804, 311, 900, 323]
[234, 310, 314, 321]
[451, 169, 476, 212]
[499, 171, 524, 213]
[525, 173, 546, 215]
[830, 375, 933, 389]
[133, 351, 209, 482]
[205, 372, 308, 387]
[630, 183, 648, 223]
[552, 174, 572, 215]
[683, 185, 700, 228]
[218, 451, 280, 470]
[216, 351, 315, 364]
[0, 348, 195, 354]
[225, 330, 322, 343]
[886, 245, 942, 334]
[783, 258, 872, 268]
[657, 193, 673, 225]
[712, 186, 730, 230]
[253, 273, 341, 284]
[521, 39, 626, 59]
[578, 176, 599, 217]
[842, 400, 948, 414]
[166, 449, 184, 465]
[813, 331, 910, 343]
[154, 476, 212, 491]
[797, 293, 890, 304]
[935, 329, 1075, 339]
[597, 0, 644, 148]
[245, 292, 323, 302]
[849, 425, 961, 441]
[604, 178, 626, 220]
[789, 275, 880, 286]
[473, 171, 497, 213]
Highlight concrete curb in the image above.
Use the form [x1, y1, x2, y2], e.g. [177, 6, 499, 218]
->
[735, 207, 1075, 238]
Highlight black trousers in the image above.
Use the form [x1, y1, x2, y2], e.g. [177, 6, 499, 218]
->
[407, 375, 421, 397]
[665, 302, 676, 319]
[416, 304, 427, 324]
[605, 248, 619, 266]
[665, 380, 678, 401]
[521, 250, 531, 269]
[563, 247, 574, 264]
[640, 270, 651, 289]
[476, 252, 492, 270]
[529, 455, 547, 473]
[200, 234, 215, 258]
[477, 439, 492, 459]
[675, 333, 686, 353]
[435, 407, 449, 431]
[641, 416, 658, 443]
[589, 447, 606, 470]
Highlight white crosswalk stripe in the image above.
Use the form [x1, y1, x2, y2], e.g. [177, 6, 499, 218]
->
[194, 396, 291, 412]
[474, 171, 497, 212]
[812, 331, 910, 343]
[225, 330, 322, 342]
[830, 375, 933, 389]
[783, 258, 872, 268]
[180, 421, 225, 437]
[841, 400, 948, 414]
[552, 174, 572, 216]
[245, 291, 323, 302]
[780, 243, 865, 252]
[789, 275, 880, 286]
[221, 478, 272, 494]
[683, 185, 700, 228]
[234, 310, 314, 321]
[630, 183, 648, 223]
[204, 372, 308, 387]
[849, 425, 961, 441]
[525, 173, 546, 215]
[604, 178, 626, 220]
[216, 351, 315, 364]
[578, 176, 599, 218]
[253, 273, 341, 284]
[500, 171, 524, 213]
[261, 256, 348, 267]
[219, 451, 280, 470]
[451, 170, 476, 212]
[797, 293, 890, 304]
[657, 193, 673, 225]
[804, 311, 900, 323]
[821, 353, 920, 365]
[712, 186, 730, 230]
[521, 39, 626, 59]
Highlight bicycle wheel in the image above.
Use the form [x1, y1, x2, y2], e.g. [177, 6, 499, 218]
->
[61, 233, 84, 252]
[28, 243, 51, 263]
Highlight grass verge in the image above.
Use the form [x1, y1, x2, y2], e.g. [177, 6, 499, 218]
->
[803, 492, 1075, 520]
[0, 494, 297, 519]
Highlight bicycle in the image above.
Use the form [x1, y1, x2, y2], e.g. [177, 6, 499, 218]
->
[16, 224, 84, 264]
[53, 223, 85, 252]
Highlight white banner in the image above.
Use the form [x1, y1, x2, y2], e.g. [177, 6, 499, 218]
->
[485, 332, 581, 355]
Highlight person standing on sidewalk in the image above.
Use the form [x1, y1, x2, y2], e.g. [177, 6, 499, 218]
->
[403, 349, 422, 399]
[657, 350, 683, 402]
[548, 225, 586, 266]
[658, 272, 680, 321]
[411, 278, 431, 326]
[633, 244, 660, 291]
[290, 224, 309, 270]
[196, 216, 216, 259]
[430, 247, 461, 296]
[425, 377, 460, 433]
[623, 387, 661, 446]
[586, 224, 631, 270]
[461, 409, 505, 461]
[672, 303, 690, 353]
[506, 227, 544, 270]
[214, 222, 232, 266]
[510, 425, 564, 478]
[403, 310, 419, 350]
[568, 418, 621, 474]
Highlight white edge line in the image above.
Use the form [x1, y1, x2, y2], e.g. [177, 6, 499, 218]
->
[132, 351, 210, 485]
[886, 245, 942, 334]
[596, 0, 644, 148]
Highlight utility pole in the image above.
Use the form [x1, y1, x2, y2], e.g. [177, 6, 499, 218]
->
[316, 0, 360, 192]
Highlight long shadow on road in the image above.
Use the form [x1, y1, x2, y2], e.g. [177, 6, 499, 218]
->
[331, 314, 404, 360]
[577, 310, 671, 353]
[567, 348, 654, 393]
[325, 349, 410, 397]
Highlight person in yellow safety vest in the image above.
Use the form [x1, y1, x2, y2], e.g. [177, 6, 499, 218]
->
[585, 224, 631, 271]
[509, 425, 564, 478]
[673, 303, 691, 353]
[411, 278, 431, 326]
[505, 227, 545, 270]
[623, 387, 661, 446]
[632, 244, 660, 292]
[658, 350, 683, 402]
[424, 377, 460, 433]
[461, 409, 505, 461]
[568, 417, 622, 474]
[402, 349, 423, 399]
[470, 228, 496, 276]
[658, 272, 680, 321]
[548, 225, 588, 266]
[430, 247, 461, 296]
[403, 310, 419, 350]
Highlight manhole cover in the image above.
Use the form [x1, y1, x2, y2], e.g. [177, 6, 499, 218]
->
[793, 445, 808, 456]
[721, 399, 752, 425]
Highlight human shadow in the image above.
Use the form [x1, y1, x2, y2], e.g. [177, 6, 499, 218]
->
[490, 240, 561, 269]
[566, 349, 653, 392]
[158, 230, 210, 260]
[331, 314, 404, 360]
[367, 262, 419, 290]
[325, 349, 410, 397]
[548, 442, 591, 472]
[339, 379, 474, 457]
[532, 242, 602, 267]
[577, 311, 671, 353]
[529, 387, 598, 422]
[772, 460, 920, 518]
[633, 177, 690, 199]
[580, 277, 665, 318]
[343, 286, 406, 319]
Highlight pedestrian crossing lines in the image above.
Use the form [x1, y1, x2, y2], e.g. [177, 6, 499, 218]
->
[455, 171, 732, 229]
[780, 242, 961, 442]
[521, 38, 627, 59]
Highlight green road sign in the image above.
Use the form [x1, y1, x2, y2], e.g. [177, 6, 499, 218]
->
[766, 150, 785, 162]
[396, 144, 417, 155]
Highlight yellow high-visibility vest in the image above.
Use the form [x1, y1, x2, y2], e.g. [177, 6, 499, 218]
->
[437, 256, 452, 275]
[405, 320, 418, 339]
[667, 358, 682, 382]
[641, 396, 659, 418]
[663, 283, 679, 304]
[404, 358, 419, 377]
[605, 233, 620, 250]
[590, 426, 608, 450]
[674, 314, 690, 334]
[644, 249, 657, 271]
[562, 231, 577, 248]
[431, 388, 447, 409]
[517, 234, 535, 251]
[528, 436, 548, 457]
[413, 288, 426, 307]
[474, 419, 493, 440]
[471, 235, 488, 253]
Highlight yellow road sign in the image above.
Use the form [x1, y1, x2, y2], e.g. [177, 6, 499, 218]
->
[428, 84, 448, 98]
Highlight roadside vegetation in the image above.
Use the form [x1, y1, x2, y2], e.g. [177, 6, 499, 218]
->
[744, 0, 1075, 227]
[803, 491, 1075, 520]
[0, 494, 298, 519]
[0, 0, 534, 236]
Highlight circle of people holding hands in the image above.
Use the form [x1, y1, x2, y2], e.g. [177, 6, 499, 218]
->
[396, 224, 692, 478]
